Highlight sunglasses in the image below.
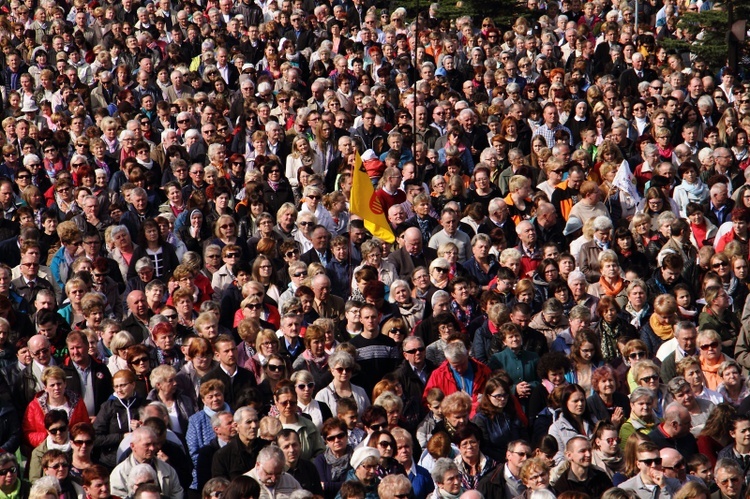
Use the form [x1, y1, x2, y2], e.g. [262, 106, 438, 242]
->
[48, 426, 68, 434]
[17, 174, 30, 179]
[640, 375, 659, 383]
[0, 467, 17, 475]
[47, 463, 69, 470]
[225, 252, 240, 258]
[700, 341, 719, 350]
[73, 439, 93, 446]
[629, 351, 646, 360]
[326, 432, 346, 442]
[389, 328, 405, 335]
[639, 458, 662, 467]
[369, 423, 387, 431]
[293, 272, 307, 278]
[334, 366, 352, 374]
[130, 357, 149, 365]
[297, 382, 315, 390]
[404, 346, 426, 354]
[712, 262, 728, 268]
[267, 364, 284, 372]
[434, 267, 448, 273]
[246, 303, 263, 310]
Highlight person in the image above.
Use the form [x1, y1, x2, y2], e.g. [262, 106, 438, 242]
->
[390, 427, 433, 499]
[667, 376, 715, 436]
[200, 335, 257, 407]
[273, 380, 325, 461]
[430, 458, 464, 499]
[377, 474, 413, 499]
[315, 350, 371, 417]
[109, 426, 184, 499]
[0, 452, 29, 499]
[548, 384, 596, 464]
[476, 439, 532, 499]
[551, 436, 613, 496]
[212, 406, 264, 481]
[337, 446, 381, 499]
[28, 410, 72, 481]
[587, 365, 630, 427]
[648, 402, 700, 456]
[423, 341, 491, 414]
[619, 388, 660, 449]
[246, 444, 302, 499]
[619, 440, 682, 499]
[452, 422, 496, 490]
[315, 418, 353, 499]
[471, 376, 525, 462]
[591, 421, 625, 479]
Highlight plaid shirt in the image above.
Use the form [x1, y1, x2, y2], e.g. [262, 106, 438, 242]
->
[532, 123, 574, 148]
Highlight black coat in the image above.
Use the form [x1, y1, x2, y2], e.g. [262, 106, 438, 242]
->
[476, 464, 508, 499]
[386, 247, 438, 281]
[62, 359, 113, 416]
[394, 358, 435, 433]
[93, 395, 146, 469]
[261, 179, 295, 219]
[126, 243, 180, 281]
[288, 458, 324, 496]
[212, 435, 265, 480]
[201, 365, 257, 408]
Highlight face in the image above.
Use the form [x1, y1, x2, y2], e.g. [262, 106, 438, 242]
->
[631, 397, 653, 418]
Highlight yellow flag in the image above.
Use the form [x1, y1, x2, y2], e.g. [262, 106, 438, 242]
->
[349, 152, 396, 243]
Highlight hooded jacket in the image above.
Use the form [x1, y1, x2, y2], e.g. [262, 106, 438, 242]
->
[93, 394, 146, 469]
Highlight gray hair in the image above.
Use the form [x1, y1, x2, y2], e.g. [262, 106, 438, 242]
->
[402, 335, 425, 350]
[592, 216, 613, 232]
[210, 410, 232, 428]
[629, 386, 655, 403]
[110, 225, 129, 240]
[257, 444, 285, 466]
[432, 290, 451, 307]
[431, 457, 459, 483]
[388, 280, 411, 303]
[131, 426, 157, 444]
[127, 463, 157, 490]
[715, 458, 743, 477]
[567, 270, 587, 286]
[234, 406, 258, 424]
[30, 476, 61, 498]
[569, 305, 592, 322]
[444, 342, 468, 363]
[0, 452, 17, 469]
[329, 350, 356, 370]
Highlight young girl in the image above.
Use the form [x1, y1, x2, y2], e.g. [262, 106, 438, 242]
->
[674, 283, 697, 322]
[323, 191, 349, 237]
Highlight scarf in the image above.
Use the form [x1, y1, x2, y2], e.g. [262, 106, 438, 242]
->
[302, 349, 328, 370]
[599, 319, 622, 362]
[599, 276, 624, 297]
[680, 179, 707, 200]
[625, 302, 650, 330]
[649, 313, 673, 340]
[268, 179, 280, 191]
[46, 435, 72, 452]
[324, 446, 352, 480]
[438, 488, 464, 499]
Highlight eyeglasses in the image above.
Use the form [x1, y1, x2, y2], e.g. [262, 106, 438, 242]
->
[700, 341, 719, 350]
[404, 346, 426, 354]
[434, 267, 448, 273]
[32, 347, 50, 356]
[663, 461, 686, 470]
[299, 221, 314, 227]
[47, 462, 69, 470]
[297, 382, 314, 390]
[267, 363, 284, 372]
[369, 423, 387, 431]
[489, 392, 509, 400]
[0, 466, 17, 475]
[225, 252, 240, 258]
[712, 262, 728, 268]
[162, 313, 178, 320]
[389, 328, 405, 335]
[378, 440, 395, 449]
[130, 357, 149, 365]
[629, 351, 646, 360]
[246, 303, 263, 310]
[326, 432, 347, 442]
[334, 366, 352, 374]
[73, 439, 93, 446]
[640, 375, 659, 383]
[639, 458, 662, 467]
[207, 254, 222, 259]
[48, 425, 68, 435]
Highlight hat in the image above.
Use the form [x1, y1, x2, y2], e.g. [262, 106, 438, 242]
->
[563, 216, 583, 236]
[242, 63, 255, 72]
[21, 101, 39, 113]
[350, 447, 380, 470]
[361, 149, 378, 161]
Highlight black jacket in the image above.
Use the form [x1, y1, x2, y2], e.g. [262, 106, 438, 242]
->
[262, 179, 295, 217]
[394, 358, 435, 433]
[201, 365, 257, 408]
[126, 243, 180, 282]
[476, 463, 508, 499]
[13, 363, 39, 412]
[93, 395, 146, 469]
[62, 359, 113, 416]
[212, 435, 266, 480]
[288, 458, 324, 496]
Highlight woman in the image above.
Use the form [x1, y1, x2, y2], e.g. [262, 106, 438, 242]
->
[697, 403, 736, 467]
[698, 286, 741, 353]
[93, 369, 145, 469]
[596, 296, 638, 364]
[292, 324, 332, 390]
[471, 376, 524, 462]
[716, 359, 750, 407]
[176, 337, 217, 401]
[548, 384, 596, 464]
[209, 214, 250, 260]
[517, 458, 554, 498]
[107, 331, 135, 376]
[426, 313, 463, 366]
[366, 430, 406, 478]
[28, 410, 72, 481]
[388, 280, 425, 331]
[315, 351, 370, 417]
[352, 240, 397, 294]
[127, 345, 153, 399]
[252, 255, 281, 305]
[258, 353, 289, 413]
[565, 329, 603, 394]
[730, 128, 750, 170]
[430, 458, 464, 499]
[314, 417, 353, 499]
[254, 329, 280, 368]
[586, 365, 630, 427]
[274, 380, 325, 461]
[23, 366, 89, 451]
[587, 250, 628, 308]
[68, 422, 95, 483]
[58, 278, 88, 327]
[673, 161, 709, 216]
[632, 360, 668, 418]
[591, 421, 625, 479]
[639, 294, 678, 356]
[146, 365, 197, 438]
[291, 370, 332, 431]
[612, 228, 649, 279]
[109, 225, 138, 282]
[127, 219, 179, 281]
[619, 387, 659, 448]
[185, 380, 230, 491]
[286, 135, 322, 189]
[451, 422, 494, 490]
[0, 453, 29, 499]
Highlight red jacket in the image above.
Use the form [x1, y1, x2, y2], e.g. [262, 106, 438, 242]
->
[23, 390, 90, 450]
[423, 358, 491, 417]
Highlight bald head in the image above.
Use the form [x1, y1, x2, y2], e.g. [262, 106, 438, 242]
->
[403, 227, 423, 255]
[127, 290, 148, 319]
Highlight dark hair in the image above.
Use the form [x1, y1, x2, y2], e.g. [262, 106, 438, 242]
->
[44, 409, 69, 430]
[537, 352, 571, 379]
[451, 422, 483, 446]
[559, 384, 592, 434]
[361, 405, 388, 427]
[570, 329, 602, 366]
[222, 476, 261, 499]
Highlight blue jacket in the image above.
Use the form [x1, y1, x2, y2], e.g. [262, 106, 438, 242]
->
[408, 464, 434, 499]
[50, 246, 72, 292]
[488, 348, 540, 392]
[335, 469, 379, 499]
[471, 411, 525, 462]
[461, 256, 500, 288]
[326, 258, 351, 300]
[186, 404, 231, 490]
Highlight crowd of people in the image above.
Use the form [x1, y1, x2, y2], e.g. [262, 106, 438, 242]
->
[0, 0, 746, 498]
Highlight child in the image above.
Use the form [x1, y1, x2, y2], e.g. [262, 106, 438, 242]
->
[490, 267, 517, 306]
[336, 398, 365, 448]
[323, 192, 349, 237]
[674, 283, 697, 322]
[416, 388, 444, 449]
[259, 415, 282, 444]
[687, 454, 715, 490]
[338, 480, 366, 499]
[326, 235, 353, 300]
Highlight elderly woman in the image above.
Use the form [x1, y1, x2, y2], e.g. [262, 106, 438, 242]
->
[107, 331, 135, 375]
[639, 294, 678, 356]
[292, 324, 331, 389]
[300, 185, 336, 234]
[716, 360, 750, 407]
[352, 239, 397, 291]
[292, 370, 332, 431]
[699, 285, 740, 352]
[578, 216, 614, 283]
[426, 313, 463, 366]
[146, 365, 197, 437]
[339, 446, 381, 499]
[185, 379, 229, 491]
[316, 351, 371, 417]
[209, 214, 250, 259]
[568, 270, 599, 320]
[315, 417, 353, 499]
[430, 458, 464, 499]
[23, 366, 89, 451]
[499, 248, 523, 277]
[373, 392, 404, 432]
[586, 365, 630, 427]
[28, 410, 72, 481]
[618, 387, 659, 448]
[631, 360, 667, 418]
[471, 376, 523, 462]
[463, 234, 499, 290]
[429, 258, 452, 291]
[699, 329, 732, 391]
[109, 225, 138, 282]
[622, 279, 651, 330]
[0, 452, 28, 498]
[274, 380, 325, 460]
[451, 422, 495, 490]
[388, 280, 425, 331]
[433, 392, 473, 439]
[587, 250, 628, 308]
[595, 296, 638, 364]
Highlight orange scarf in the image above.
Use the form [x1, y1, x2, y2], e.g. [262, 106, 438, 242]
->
[599, 276, 624, 297]
[649, 313, 674, 341]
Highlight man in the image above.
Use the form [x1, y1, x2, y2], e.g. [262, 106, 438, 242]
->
[477, 440, 532, 499]
[11, 252, 54, 310]
[423, 342, 490, 410]
[553, 436, 613, 496]
[109, 426, 184, 499]
[0, 227, 39, 269]
[212, 406, 263, 480]
[666, 376, 715, 436]
[515, 221, 542, 278]
[62, 331, 113, 416]
[395, 336, 435, 432]
[619, 53, 658, 97]
[660, 448, 690, 485]
[276, 429, 323, 496]
[201, 335, 257, 407]
[165, 70, 194, 102]
[660, 322, 698, 381]
[120, 187, 158, 237]
[648, 402, 700, 456]
[14, 334, 54, 409]
[428, 209, 472, 260]
[246, 444, 301, 499]
[531, 103, 572, 148]
[646, 253, 685, 301]
[311, 274, 345, 325]
[350, 303, 399, 396]
[300, 226, 332, 266]
[277, 314, 304, 364]
[619, 440, 681, 498]
[478, 198, 517, 248]
[533, 202, 566, 249]
[196, 411, 236, 491]
[388, 227, 438, 281]
[703, 182, 735, 227]
[122, 291, 152, 343]
[351, 107, 387, 152]
[713, 459, 745, 499]
[550, 165, 585, 222]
